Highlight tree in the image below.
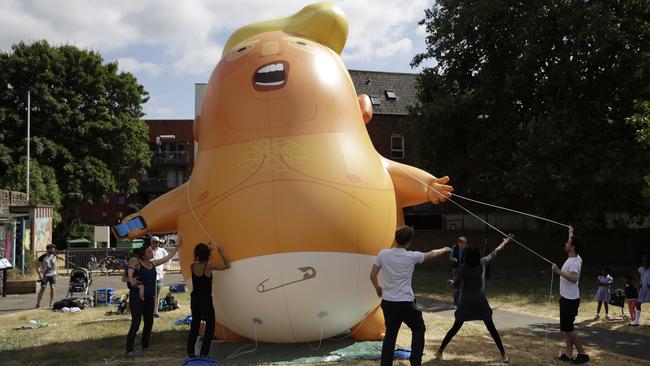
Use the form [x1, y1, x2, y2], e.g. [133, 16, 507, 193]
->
[2, 157, 62, 225]
[627, 100, 650, 197]
[408, 0, 650, 228]
[0, 41, 151, 243]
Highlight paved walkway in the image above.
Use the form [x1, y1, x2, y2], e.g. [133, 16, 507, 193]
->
[416, 295, 650, 362]
[0, 273, 185, 314]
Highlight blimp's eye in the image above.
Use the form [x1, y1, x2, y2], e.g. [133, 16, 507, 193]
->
[288, 39, 316, 53]
[227, 44, 255, 61]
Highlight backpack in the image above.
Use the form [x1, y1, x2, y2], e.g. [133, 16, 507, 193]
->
[53, 298, 83, 311]
[159, 292, 179, 312]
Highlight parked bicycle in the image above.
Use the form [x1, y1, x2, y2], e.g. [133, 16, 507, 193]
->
[86, 255, 127, 273]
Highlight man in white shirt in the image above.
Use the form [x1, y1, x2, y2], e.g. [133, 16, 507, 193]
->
[150, 236, 169, 318]
[551, 226, 590, 364]
[370, 226, 452, 366]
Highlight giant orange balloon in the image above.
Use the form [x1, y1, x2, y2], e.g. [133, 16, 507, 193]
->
[119, 2, 452, 343]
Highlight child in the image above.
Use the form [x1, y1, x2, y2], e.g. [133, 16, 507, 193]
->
[123, 256, 145, 301]
[629, 255, 650, 326]
[624, 274, 638, 321]
[594, 266, 613, 320]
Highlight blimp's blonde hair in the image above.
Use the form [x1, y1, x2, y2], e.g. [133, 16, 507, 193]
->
[222, 2, 348, 56]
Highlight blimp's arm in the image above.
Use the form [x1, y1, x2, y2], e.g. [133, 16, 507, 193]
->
[114, 182, 189, 239]
[381, 157, 453, 207]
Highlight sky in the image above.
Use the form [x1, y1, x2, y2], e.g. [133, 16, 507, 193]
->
[0, 0, 434, 119]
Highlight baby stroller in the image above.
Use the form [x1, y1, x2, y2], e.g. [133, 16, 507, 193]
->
[608, 288, 626, 320]
[66, 267, 94, 308]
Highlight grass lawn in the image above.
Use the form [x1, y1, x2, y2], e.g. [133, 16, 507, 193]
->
[1, 276, 649, 366]
[412, 268, 650, 338]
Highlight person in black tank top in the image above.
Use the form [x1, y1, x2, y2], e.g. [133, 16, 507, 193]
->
[186, 242, 231, 359]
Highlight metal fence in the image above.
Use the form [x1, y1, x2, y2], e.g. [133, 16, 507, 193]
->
[36, 247, 180, 275]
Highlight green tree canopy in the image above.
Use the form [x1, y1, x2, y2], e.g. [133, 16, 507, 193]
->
[408, 0, 650, 228]
[0, 41, 151, 242]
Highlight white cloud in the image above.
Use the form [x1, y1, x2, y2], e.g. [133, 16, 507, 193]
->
[375, 38, 413, 58]
[117, 57, 161, 76]
[172, 42, 223, 76]
[1, 0, 432, 74]
[417, 23, 427, 36]
[143, 96, 177, 118]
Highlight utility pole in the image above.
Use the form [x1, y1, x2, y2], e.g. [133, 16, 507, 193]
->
[26, 91, 30, 203]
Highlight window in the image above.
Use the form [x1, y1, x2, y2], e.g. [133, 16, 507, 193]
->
[391, 134, 405, 159]
[370, 96, 381, 106]
[385, 90, 396, 99]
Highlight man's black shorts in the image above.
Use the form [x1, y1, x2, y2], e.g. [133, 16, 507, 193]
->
[559, 296, 580, 332]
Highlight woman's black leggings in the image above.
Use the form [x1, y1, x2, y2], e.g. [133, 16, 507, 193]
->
[187, 295, 216, 357]
[439, 318, 505, 355]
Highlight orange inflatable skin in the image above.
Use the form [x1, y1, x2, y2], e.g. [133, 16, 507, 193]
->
[121, 3, 452, 343]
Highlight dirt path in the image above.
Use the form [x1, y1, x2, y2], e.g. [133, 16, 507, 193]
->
[416, 295, 650, 362]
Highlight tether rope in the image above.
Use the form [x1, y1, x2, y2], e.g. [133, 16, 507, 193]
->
[451, 193, 570, 228]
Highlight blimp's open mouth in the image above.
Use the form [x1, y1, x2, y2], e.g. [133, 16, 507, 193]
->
[253, 61, 289, 91]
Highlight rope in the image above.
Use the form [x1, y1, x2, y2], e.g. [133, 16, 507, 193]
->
[451, 193, 570, 228]
[227, 320, 260, 359]
[186, 182, 218, 245]
[392, 165, 554, 265]
[308, 312, 327, 350]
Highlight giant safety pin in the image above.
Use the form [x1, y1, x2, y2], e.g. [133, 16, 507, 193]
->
[256, 266, 317, 293]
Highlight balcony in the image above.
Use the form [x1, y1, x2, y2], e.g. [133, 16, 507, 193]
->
[152, 151, 189, 166]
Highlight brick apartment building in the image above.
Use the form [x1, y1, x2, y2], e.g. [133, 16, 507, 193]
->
[80, 70, 449, 229]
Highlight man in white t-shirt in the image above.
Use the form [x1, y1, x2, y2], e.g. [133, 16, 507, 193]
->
[150, 236, 169, 318]
[370, 226, 452, 366]
[551, 226, 589, 364]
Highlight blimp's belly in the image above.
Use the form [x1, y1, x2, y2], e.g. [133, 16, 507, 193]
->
[211, 251, 381, 343]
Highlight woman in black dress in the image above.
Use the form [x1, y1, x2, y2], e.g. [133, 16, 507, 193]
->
[434, 234, 513, 364]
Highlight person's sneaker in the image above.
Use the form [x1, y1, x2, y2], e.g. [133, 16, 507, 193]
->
[628, 321, 640, 327]
[142, 347, 152, 352]
[433, 350, 443, 360]
[592, 315, 600, 320]
[573, 354, 589, 364]
[126, 351, 137, 357]
[559, 354, 573, 363]
[154, 314, 160, 318]
[501, 354, 510, 364]
[605, 314, 613, 321]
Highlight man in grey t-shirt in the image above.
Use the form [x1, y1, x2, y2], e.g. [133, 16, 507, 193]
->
[36, 244, 59, 308]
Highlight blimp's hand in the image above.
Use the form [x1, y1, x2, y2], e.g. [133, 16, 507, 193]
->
[427, 176, 453, 204]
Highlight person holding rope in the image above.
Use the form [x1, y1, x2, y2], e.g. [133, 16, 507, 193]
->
[551, 226, 590, 364]
[370, 226, 452, 366]
[433, 234, 514, 364]
[186, 242, 231, 359]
